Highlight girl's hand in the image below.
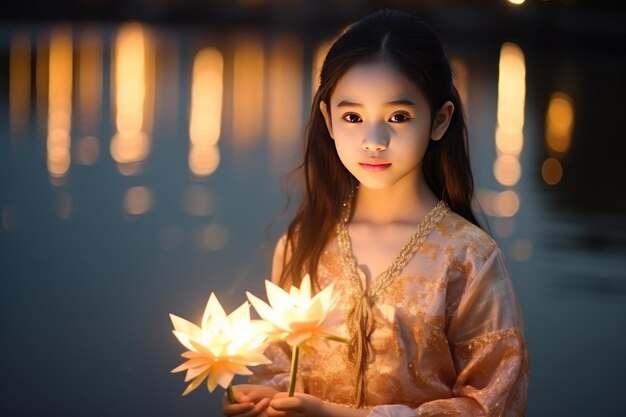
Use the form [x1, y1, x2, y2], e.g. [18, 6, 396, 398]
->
[267, 392, 325, 417]
[268, 392, 370, 417]
[222, 384, 278, 417]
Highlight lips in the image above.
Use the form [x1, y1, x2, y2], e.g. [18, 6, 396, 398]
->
[359, 162, 392, 172]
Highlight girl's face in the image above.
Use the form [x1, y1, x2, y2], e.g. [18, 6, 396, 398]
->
[320, 60, 453, 191]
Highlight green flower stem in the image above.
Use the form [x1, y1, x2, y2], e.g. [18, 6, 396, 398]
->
[226, 384, 236, 404]
[288, 345, 300, 397]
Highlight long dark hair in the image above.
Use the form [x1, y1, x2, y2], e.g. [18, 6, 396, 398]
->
[280, 9, 479, 289]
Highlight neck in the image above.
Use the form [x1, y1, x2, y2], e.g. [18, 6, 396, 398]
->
[351, 172, 440, 225]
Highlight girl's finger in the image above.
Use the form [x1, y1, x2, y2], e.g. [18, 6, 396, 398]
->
[269, 397, 302, 412]
[222, 401, 255, 417]
[237, 398, 271, 417]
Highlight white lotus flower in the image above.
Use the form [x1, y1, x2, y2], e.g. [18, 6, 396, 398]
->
[170, 293, 271, 396]
[246, 274, 342, 347]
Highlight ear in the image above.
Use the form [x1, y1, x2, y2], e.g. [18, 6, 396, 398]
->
[430, 100, 455, 141]
[319, 101, 335, 139]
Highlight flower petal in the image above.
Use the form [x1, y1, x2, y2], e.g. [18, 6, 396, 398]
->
[181, 369, 210, 396]
[203, 293, 227, 330]
[170, 314, 202, 340]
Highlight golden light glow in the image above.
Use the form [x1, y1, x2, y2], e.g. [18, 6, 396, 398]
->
[36, 32, 49, 129]
[495, 127, 523, 155]
[189, 48, 223, 177]
[123, 186, 153, 215]
[111, 24, 155, 171]
[232, 37, 264, 148]
[541, 157, 563, 185]
[189, 145, 220, 177]
[78, 29, 102, 135]
[76, 136, 100, 165]
[9, 32, 31, 136]
[268, 37, 303, 151]
[247, 274, 342, 347]
[312, 40, 332, 97]
[493, 154, 522, 187]
[495, 190, 520, 217]
[497, 42, 525, 138]
[47, 27, 73, 180]
[508, 0, 526, 4]
[170, 294, 272, 395]
[182, 185, 216, 216]
[476, 188, 520, 218]
[494, 42, 525, 202]
[450, 57, 469, 116]
[546, 91, 574, 154]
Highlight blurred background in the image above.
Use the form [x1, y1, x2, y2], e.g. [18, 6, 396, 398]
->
[1, 0, 625, 416]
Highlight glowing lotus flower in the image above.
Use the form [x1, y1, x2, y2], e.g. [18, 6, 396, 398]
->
[246, 274, 342, 347]
[170, 293, 272, 396]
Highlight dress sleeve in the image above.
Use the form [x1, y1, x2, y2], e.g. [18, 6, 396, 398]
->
[368, 247, 530, 417]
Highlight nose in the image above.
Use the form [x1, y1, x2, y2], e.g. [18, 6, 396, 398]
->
[361, 123, 390, 152]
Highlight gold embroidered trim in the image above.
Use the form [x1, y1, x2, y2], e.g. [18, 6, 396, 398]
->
[336, 192, 449, 407]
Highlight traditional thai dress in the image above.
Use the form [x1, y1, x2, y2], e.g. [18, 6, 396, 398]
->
[251, 203, 529, 417]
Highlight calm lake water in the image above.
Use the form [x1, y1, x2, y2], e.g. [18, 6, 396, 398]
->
[1, 17, 625, 417]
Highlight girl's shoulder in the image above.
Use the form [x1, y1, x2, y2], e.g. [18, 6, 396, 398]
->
[434, 209, 499, 267]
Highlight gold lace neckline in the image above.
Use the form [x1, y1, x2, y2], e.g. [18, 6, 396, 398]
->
[335, 193, 449, 408]
[336, 197, 449, 301]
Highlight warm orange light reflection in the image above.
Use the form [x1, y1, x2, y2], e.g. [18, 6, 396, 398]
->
[497, 42, 525, 140]
[232, 37, 264, 148]
[495, 42, 525, 189]
[269, 37, 303, 164]
[546, 91, 574, 154]
[495, 190, 520, 217]
[476, 188, 519, 218]
[78, 29, 102, 136]
[36, 33, 49, 130]
[450, 57, 469, 116]
[189, 47, 223, 177]
[493, 154, 522, 187]
[189, 145, 220, 177]
[47, 27, 73, 181]
[10, 32, 31, 137]
[541, 157, 563, 185]
[111, 24, 154, 172]
[312, 40, 332, 97]
[123, 186, 153, 215]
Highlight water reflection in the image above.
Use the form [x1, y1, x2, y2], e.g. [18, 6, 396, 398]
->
[111, 23, 155, 174]
[232, 35, 264, 148]
[47, 26, 73, 182]
[189, 47, 223, 177]
[268, 36, 303, 168]
[9, 32, 31, 138]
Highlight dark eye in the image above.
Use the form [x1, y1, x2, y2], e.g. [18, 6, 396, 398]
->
[389, 113, 410, 123]
[342, 113, 362, 123]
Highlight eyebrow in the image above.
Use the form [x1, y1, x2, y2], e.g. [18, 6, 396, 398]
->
[336, 99, 416, 107]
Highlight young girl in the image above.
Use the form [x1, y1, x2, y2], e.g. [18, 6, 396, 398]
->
[223, 9, 529, 417]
